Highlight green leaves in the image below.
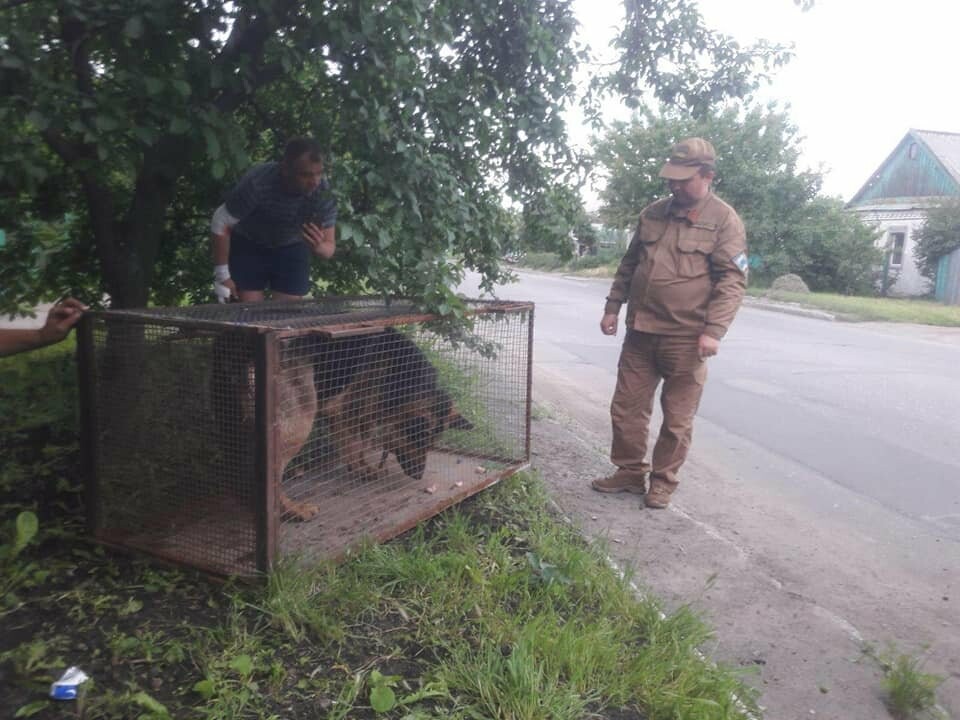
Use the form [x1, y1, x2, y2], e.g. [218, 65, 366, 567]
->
[14, 511, 38, 557]
[368, 670, 399, 713]
[603, 0, 794, 116]
[168, 117, 190, 135]
[229, 653, 254, 677]
[24, 111, 49, 132]
[93, 115, 120, 133]
[131, 691, 171, 719]
[526, 552, 571, 587]
[123, 16, 145, 39]
[912, 198, 960, 281]
[144, 77, 164, 95]
[13, 700, 49, 718]
[192, 678, 215, 699]
[593, 104, 880, 293]
[2, 511, 45, 607]
[1, 0, 583, 311]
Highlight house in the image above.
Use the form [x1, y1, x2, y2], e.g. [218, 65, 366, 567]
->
[846, 129, 960, 297]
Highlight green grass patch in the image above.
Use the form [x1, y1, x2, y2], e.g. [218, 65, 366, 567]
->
[517, 251, 622, 277]
[862, 643, 946, 719]
[751, 289, 960, 326]
[2, 338, 763, 719]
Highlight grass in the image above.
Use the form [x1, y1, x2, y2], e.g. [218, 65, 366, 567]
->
[862, 643, 946, 719]
[750, 288, 960, 326]
[517, 250, 625, 275]
[1, 343, 764, 719]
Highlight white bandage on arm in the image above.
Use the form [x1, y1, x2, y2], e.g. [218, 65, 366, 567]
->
[213, 264, 232, 303]
[210, 204, 239, 236]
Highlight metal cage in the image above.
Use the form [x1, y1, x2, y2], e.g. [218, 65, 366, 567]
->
[77, 297, 533, 576]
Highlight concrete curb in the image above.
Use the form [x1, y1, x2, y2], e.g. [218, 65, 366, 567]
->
[517, 267, 841, 323]
[742, 295, 838, 322]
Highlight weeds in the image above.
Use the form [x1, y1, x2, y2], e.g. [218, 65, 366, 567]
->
[0, 510, 46, 608]
[862, 643, 946, 719]
[2, 346, 761, 719]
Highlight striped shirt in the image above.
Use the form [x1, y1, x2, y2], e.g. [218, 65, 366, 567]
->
[225, 162, 338, 248]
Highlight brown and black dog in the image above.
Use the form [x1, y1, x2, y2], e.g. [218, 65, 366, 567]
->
[310, 327, 473, 484]
[214, 327, 472, 521]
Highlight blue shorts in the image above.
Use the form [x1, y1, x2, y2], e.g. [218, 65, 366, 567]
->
[229, 237, 311, 296]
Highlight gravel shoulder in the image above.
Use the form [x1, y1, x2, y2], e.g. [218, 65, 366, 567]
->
[530, 368, 959, 720]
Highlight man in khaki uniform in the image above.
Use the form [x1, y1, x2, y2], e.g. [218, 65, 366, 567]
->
[593, 137, 748, 508]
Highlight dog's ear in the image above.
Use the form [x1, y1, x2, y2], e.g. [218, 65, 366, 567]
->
[447, 409, 473, 431]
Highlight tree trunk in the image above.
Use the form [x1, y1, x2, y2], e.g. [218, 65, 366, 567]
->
[96, 139, 189, 309]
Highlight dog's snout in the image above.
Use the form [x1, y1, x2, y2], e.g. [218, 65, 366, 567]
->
[396, 446, 428, 480]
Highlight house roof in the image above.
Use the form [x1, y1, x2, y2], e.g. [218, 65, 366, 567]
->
[915, 130, 960, 186]
[847, 129, 960, 207]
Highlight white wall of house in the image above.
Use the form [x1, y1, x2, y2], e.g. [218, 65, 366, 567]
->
[849, 205, 932, 296]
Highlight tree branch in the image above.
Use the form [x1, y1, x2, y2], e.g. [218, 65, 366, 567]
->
[213, 0, 299, 111]
[59, 10, 94, 97]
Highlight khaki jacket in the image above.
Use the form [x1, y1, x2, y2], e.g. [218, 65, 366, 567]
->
[604, 193, 747, 339]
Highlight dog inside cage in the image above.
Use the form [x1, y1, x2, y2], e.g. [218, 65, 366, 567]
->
[83, 300, 532, 574]
[213, 327, 476, 522]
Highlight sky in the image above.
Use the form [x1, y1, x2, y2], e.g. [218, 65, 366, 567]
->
[568, 0, 960, 206]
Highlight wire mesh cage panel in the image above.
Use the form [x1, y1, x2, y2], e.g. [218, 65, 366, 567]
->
[79, 298, 533, 576]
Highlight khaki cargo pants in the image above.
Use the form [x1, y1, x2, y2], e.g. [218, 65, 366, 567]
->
[610, 330, 707, 490]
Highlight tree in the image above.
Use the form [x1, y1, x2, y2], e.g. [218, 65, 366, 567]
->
[912, 198, 960, 282]
[600, 0, 796, 118]
[592, 104, 881, 293]
[0, 0, 581, 312]
[781, 197, 881, 295]
[518, 185, 589, 260]
[1, 0, 797, 314]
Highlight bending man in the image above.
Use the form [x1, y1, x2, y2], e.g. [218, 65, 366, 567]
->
[211, 137, 338, 302]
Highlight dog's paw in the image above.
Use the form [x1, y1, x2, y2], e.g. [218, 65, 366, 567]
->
[280, 493, 320, 522]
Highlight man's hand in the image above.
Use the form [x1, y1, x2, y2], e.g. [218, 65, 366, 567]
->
[213, 264, 237, 303]
[214, 277, 237, 303]
[600, 313, 619, 336]
[698, 333, 720, 359]
[302, 223, 335, 259]
[37, 297, 87, 346]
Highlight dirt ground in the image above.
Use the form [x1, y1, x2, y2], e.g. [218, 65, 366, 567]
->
[527, 390, 958, 720]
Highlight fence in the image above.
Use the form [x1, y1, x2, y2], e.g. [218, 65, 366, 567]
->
[935, 247, 960, 305]
[78, 297, 533, 576]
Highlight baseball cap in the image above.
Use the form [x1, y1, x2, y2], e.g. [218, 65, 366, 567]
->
[658, 137, 717, 181]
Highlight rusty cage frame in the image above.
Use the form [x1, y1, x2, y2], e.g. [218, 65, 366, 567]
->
[78, 298, 533, 576]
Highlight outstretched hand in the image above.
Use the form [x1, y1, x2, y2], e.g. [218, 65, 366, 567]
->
[0, 297, 87, 358]
[39, 297, 87, 345]
[302, 223, 335, 259]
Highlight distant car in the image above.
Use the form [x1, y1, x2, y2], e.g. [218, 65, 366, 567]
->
[503, 251, 525, 264]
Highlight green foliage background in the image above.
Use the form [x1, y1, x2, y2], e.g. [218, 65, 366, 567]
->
[593, 105, 881, 294]
[0, 0, 584, 312]
[0, 0, 800, 313]
[912, 198, 960, 281]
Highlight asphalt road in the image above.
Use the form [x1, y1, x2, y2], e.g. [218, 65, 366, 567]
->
[461, 268, 960, 718]
[470, 269, 960, 533]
